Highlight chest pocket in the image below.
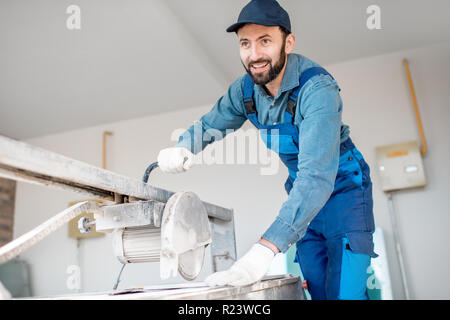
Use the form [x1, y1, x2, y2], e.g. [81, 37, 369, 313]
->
[260, 131, 299, 154]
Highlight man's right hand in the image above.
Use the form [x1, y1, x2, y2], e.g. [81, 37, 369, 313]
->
[157, 147, 194, 173]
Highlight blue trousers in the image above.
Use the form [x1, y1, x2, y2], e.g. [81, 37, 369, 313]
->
[287, 139, 377, 300]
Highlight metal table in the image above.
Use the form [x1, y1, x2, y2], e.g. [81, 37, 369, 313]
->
[23, 275, 305, 300]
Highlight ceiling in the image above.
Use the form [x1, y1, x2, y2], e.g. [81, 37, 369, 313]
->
[1, 0, 450, 139]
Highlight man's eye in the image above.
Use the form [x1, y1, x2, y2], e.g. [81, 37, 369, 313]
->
[262, 39, 271, 44]
[241, 41, 249, 48]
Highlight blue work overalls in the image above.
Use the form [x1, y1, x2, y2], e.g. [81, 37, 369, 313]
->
[243, 67, 377, 300]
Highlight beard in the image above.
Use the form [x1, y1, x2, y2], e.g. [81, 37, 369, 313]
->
[242, 42, 287, 86]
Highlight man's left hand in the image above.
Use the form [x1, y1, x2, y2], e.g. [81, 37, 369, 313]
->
[205, 243, 276, 287]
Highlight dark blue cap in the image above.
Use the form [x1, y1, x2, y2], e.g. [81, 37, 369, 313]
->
[226, 0, 291, 33]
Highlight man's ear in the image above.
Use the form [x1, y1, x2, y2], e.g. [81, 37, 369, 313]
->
[285, 33, 296, 54]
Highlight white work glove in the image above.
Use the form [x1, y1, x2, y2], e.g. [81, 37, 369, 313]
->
[157, 147, 194, 173]
[205, 243, 275, 287]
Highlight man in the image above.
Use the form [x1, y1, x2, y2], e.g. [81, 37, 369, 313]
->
[157, 0, 377, 300]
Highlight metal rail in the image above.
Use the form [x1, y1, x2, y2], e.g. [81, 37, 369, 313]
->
[0, 135, 233, 221]
[0, 200, 101, 264]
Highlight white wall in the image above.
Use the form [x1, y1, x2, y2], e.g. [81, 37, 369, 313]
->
[13, 40, 450, 299]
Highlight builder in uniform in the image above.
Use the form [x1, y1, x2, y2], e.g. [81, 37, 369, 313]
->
[157, 0, 377, 300]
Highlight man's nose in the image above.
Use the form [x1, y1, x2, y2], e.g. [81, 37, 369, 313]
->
[249, 45, 264, 62]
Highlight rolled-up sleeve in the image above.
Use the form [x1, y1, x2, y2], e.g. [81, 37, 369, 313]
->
[176, 77, 247, 154]
[262, 75, 343, 253]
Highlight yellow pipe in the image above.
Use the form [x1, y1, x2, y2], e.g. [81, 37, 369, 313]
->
[102, 131, 113, 169]
[403, 58, 427, 156]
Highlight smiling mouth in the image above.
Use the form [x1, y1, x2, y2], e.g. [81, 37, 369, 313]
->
[250, 61, 270, 73]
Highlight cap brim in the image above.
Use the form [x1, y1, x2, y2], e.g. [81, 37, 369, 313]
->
[226, 20, 286, 33]
[226, 22, 247, 33]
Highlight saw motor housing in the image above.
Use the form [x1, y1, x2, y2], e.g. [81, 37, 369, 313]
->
[90, 191, 216, 281]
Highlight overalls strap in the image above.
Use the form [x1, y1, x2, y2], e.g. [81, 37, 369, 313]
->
[286, 67, 334, 118]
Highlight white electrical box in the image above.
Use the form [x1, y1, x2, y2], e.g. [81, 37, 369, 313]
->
[375, 141, 426, 192]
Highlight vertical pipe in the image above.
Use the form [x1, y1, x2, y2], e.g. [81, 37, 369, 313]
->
[386, 192, 411, 299]
[403, 59, 427, 156]
[102, 131, 113, 169]
[76, 238, 82, 293]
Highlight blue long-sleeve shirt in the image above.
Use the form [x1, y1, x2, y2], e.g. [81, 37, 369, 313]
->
[176, 53, 350, 253]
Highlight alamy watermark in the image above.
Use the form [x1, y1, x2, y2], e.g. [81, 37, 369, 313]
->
[366, 265, 382, 290]
[171, 122, 282, 176]
[66, 5, 81, 30]
[366, 5, 382, 30]
[66, 264, 81, 291]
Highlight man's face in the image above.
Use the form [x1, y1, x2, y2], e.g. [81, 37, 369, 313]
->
[237, 24, 289, 86]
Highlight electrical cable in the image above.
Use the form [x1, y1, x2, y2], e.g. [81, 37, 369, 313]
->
[112, 263, 126, 290]
[142, 162, 159, 183]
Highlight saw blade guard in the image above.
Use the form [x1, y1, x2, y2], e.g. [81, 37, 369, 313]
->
[160, 191, 212, 280]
